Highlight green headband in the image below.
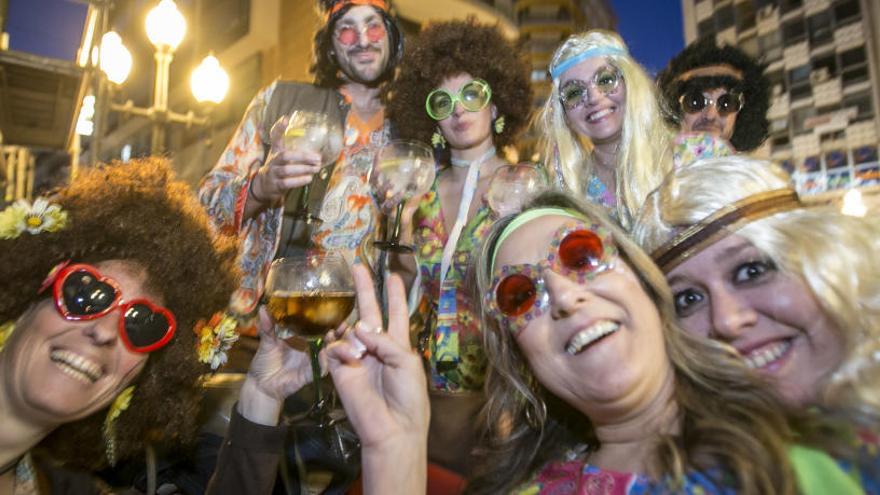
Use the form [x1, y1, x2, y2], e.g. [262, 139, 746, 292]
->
[489, 207, 587, 273]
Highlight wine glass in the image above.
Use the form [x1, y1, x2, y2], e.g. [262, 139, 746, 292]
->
[370, 140, 435, 253]
[486, 163, 548, 217]
[265, 254, 355, 419]
[284, 111, 344, 224]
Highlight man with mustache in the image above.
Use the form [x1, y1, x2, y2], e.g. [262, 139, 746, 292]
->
[200, 0, 403, 316]
[657, 37, 770, 153]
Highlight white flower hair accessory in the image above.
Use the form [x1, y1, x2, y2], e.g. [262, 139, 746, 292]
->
[194, 312, 241, 370]
[0, 198, 68, 239]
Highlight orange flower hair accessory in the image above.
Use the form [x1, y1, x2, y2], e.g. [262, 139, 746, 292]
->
[194, 311, 240, 370]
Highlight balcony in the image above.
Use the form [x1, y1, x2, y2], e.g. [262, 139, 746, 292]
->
[834, 23, 864, 52]
[812, 77, 842, 107]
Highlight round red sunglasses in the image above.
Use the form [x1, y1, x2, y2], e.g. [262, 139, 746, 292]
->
[485, 222, 617, 334]
[334, 20, 386, 47]
[49, 263, 177, 353]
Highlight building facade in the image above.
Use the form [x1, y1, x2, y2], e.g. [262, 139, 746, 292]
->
[681, 0, 880, 197]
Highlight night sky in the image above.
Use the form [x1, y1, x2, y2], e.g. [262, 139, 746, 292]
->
[6, 0, 685, 75]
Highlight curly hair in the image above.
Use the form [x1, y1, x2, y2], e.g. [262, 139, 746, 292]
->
[538, 30, 673, 230]
[656, 37, 770, 152]
[633, 156, 880, 416]
[311, 0, 403, 88]
[0, 158, 240, 471]
[385, 19, 533, 151]
[467, 191, 815, 494]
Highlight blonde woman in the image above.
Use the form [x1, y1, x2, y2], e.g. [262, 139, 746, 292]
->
[466, 192, 878, 494]
[634, 156, 880, 415]
[537, 30, 672, 229]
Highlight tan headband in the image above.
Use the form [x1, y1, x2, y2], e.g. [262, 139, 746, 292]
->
[675, 64, 743, 83]
[651, 189, 802, 273]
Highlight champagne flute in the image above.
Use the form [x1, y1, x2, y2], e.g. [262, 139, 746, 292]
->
[370, 140, 435, 253]
[284, 111, 344, 224]
[486, 163, 548, 217]
[265, 254, 355, 418]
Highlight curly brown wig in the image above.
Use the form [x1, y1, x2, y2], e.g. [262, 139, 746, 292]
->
[0, 158, 240, 471]
[386, 19, 533, 152]
[656, 36, 770, 152]
[311, 0, 404, 88]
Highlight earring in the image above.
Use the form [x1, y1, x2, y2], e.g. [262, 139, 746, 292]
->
[494, 115, 506, 134]
[103, 386, 135, 466]
[431, 128, 447, 149]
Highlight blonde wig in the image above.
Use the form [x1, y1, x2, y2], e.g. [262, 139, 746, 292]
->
[634, 155, 880, 415]
[468, 191, 806, 494]
[537, 30, 673, 230]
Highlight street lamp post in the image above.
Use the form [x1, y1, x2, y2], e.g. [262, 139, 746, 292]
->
[87, 0, 228, 158]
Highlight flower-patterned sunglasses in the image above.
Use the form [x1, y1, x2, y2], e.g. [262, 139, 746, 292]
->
[49, 263, 177, 353]
[484, 221, 617, 334]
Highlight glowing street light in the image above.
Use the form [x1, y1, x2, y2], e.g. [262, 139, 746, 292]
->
[145, 0, 186, 52]
[191, 54, 229, 104]
[99, 31, 132, 85]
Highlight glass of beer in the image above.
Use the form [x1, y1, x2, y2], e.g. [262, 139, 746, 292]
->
[265, 253, 355, 414]
[284, 111, 344, 224]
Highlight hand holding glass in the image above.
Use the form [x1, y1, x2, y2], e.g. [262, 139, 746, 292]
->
[284, 111, 344, 224]
[265, 254, 355, 416]
[370, 140, 435, 252]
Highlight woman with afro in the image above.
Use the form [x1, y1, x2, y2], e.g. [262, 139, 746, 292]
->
[385, 18, 532, 477]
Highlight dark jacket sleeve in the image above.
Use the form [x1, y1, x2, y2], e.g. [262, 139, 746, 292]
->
[204, 404, 288, 495]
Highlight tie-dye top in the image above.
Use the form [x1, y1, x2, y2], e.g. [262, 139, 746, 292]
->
[412, 176, 492, 392]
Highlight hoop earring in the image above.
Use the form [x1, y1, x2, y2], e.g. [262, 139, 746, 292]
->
[431, 128, 447, 149]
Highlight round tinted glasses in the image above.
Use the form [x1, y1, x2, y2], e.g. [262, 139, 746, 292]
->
[50, 263, 177, 353]
[425, 79, 492, 121]
[678, 90, 744, 116]
[334, 20, 386, 47]
[485, 221, 617, 334]
[558, 66, 622, 111]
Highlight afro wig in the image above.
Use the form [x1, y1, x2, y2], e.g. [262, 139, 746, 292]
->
[385, 18, 533, 152]
[0, 157, 240, 471]
[656, 36, 770, 152]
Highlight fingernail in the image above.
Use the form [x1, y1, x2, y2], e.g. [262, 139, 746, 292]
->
[351, 336, 367, 359]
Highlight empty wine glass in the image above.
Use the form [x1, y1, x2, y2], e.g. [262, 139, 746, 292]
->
[284, 111, 344, 224]
[265, 254, 354, 418]
[486, 163, 548, 217]
[370, 140, 435, 252]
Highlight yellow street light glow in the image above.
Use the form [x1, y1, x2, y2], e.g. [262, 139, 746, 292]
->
[99, 31, 132, 85]
[191, 54, 229, 104]
[145, 0, 186, 51]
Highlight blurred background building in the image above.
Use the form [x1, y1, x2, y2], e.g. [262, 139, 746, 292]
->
[680, 0, 880, 208]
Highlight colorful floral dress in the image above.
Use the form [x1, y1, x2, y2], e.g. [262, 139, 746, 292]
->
[413, 176, 493, 392]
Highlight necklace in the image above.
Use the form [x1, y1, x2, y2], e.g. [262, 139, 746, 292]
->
[450, 146, 496, 168]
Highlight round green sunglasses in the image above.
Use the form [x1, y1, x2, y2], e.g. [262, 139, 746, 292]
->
[425, 79, 492, 121]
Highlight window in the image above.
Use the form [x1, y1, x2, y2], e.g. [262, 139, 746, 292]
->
[782, 20, 806, 45]
[759, 31, 783, 61]
[788, 64, 812, 85]
[735, 2, 756, 31]
[790, 84, 812, 101]
[767, 69, 786, 93]
[834, 0, 860, 25]
[698, 18, 715, 38]
[780, 0, 802, 14]
[807, 12, 833, 46]
[840, 47, 867, 68]
[842, 92, 873, 121]
[772, 134, 791, 148]
[812, 54, 837, 78]
[791, 106, 816, 134]
[200, 0, 250, 52]
[842, 66, 869, 87]
[715, 4, 735, 31]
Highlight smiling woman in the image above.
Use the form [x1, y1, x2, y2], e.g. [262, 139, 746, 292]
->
[634, 155, 880, 414]
[466, 191, 880, 494]
[0, 158, 239, 492]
